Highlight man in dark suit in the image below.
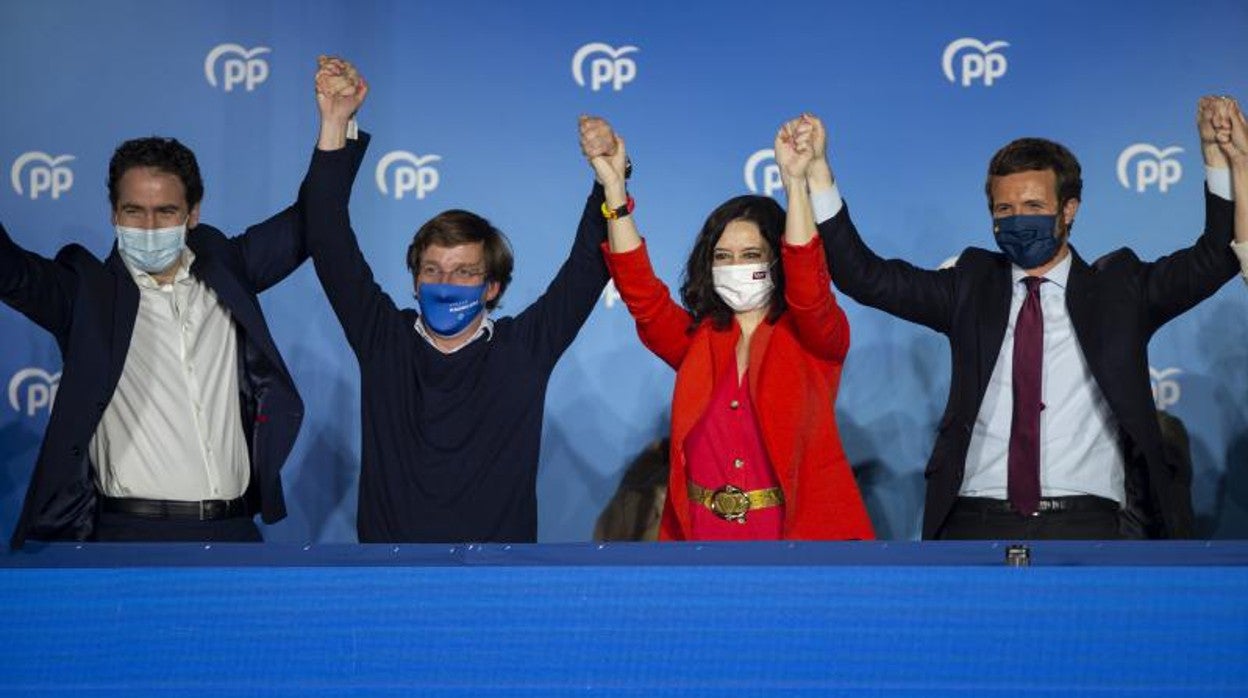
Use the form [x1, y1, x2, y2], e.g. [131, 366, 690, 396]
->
[2, 70, 367, 548]
[800, 98, 1243, 539]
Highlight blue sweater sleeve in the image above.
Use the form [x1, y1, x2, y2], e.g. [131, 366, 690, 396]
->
[511, 182, 608, 369]
[304, 134, 408, 358]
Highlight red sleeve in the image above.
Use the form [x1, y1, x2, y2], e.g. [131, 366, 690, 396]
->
[781, 232, 849, 363]
[602, 241, 693, 369]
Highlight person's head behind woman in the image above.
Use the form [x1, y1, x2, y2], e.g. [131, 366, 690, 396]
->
[680, 195, 788, 332]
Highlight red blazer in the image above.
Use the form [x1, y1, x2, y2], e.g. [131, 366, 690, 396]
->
[604, 235, 875, 541]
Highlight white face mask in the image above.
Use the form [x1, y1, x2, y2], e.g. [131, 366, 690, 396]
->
[712, 262, 774, 312]
[115, 220, 187, 274]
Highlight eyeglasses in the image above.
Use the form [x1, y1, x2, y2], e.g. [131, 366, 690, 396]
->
[417, 264, 487, 283]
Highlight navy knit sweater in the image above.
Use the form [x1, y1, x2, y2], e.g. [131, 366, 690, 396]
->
[304, 139, 608, 543]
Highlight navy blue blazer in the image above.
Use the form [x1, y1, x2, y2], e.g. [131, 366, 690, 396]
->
[819, 190, 1236, 539]
[1, 138, 368, 548]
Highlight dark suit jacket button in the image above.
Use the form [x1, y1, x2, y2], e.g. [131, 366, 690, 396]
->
[70, 446, 82, 457]
[96, 401, 106, 411]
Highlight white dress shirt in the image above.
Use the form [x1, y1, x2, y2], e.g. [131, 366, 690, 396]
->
[959, 253, 1124, 504]
[91, 248, 250, 501]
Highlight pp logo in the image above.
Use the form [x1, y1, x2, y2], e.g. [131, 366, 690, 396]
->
[8, 367, 60, 417]
[744, 149, 781, 198]
[572, 42, 639, 92]
[942, 38, 1009, 87]
[1150, 367, 1182, 410]
[204, 44, 271, 92]
[376, 151, 441, 201]
[10, 152, 75, 200]
[601, 279, 621, 309]
[1117, 144, 1183, 193]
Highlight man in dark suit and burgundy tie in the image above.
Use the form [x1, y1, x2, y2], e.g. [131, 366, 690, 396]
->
[798, 96, 1246, 539]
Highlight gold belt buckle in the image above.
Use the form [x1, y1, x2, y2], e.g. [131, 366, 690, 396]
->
[709, 485, 751, 523]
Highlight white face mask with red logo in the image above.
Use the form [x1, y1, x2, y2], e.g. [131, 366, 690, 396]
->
[712, 262, 773, 312]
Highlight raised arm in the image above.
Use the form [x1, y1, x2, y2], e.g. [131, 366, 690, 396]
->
[232, 57, 368, 293]
[582, 117, 693, 368]
[1217, 98, 1248, 285]
[508, 117, 615, 368]
[805, 115, 957, 335]
[303, 57, 406, 357]
[0, 223, 77, 340]
[775, 114, 848, 362]
[1141, 96, 1241, 327]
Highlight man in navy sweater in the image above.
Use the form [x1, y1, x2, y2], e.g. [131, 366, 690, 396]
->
[307, 58, 611, 542]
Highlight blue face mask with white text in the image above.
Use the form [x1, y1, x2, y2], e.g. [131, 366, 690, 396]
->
[993, 214, 1060, 270]
[416, 282, 486, 337]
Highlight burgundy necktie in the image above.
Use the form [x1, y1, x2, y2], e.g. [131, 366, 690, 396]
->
[1008, 276, 1045, 516]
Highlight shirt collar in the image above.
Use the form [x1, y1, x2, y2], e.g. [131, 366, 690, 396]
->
[1010, 248, 1072, 290]
[414, 314, 494, 354]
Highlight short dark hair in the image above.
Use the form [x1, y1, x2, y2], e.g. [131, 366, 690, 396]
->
[985, 137, 1082, 212]
[108, 137, 203, 209]
[406, 209, 514, 310]
[679, 195, 787, 332]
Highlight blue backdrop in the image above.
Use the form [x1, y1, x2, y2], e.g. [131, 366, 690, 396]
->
[1, 0, 1246, 543]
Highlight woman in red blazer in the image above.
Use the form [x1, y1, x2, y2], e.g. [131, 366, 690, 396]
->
[581, 115, 873, 541]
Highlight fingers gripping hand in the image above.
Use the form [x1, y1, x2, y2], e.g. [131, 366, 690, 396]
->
[1221, 99, 1248, 166]
[775, 115, 815, 181]
[579, 115, 628, 187]
[316, 55, 367, 122]
[806, 113, 829, 163]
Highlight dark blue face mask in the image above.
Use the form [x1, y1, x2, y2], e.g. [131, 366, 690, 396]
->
[993, 214, 1062, 269]
[416, 282, 487, 337]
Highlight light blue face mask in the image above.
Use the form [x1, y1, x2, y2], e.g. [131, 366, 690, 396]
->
[115, 219, 187, 274]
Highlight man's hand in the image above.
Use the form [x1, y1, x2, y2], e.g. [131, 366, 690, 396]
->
[579, 115, 628, 197]
[1214, 97, 1248, 169]
[316, 56, 368, 150]
[776, 115, 815, 183]
[805, 113, 835, 190]
[1199, 95, 1234, 169]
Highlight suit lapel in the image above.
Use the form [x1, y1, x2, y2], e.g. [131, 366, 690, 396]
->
[188, 234, 285, 378]
[976, 255, 1013, 394]
[1064, 248, 1101, 375]
[745, 320, 793, 497]
[746, 320, 772, 401]
[105, 248, 139, 385]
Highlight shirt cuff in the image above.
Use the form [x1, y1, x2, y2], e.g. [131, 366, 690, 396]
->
[1207, 166, 1232, 201]
[812, 183, 844, 224]
[1231, 239, 1248, 285]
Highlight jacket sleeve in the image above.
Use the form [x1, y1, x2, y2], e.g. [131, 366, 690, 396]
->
[511, 183, 611, 370]
[1139, 187, 1238, 330]
[233, 135, 371, 294]
[818, 200, 956, 335]
[602, 239, 694, 370]
[303, 133, 406, 357]
[0, 222, 77, 341]
[782, 232, 849, 363]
